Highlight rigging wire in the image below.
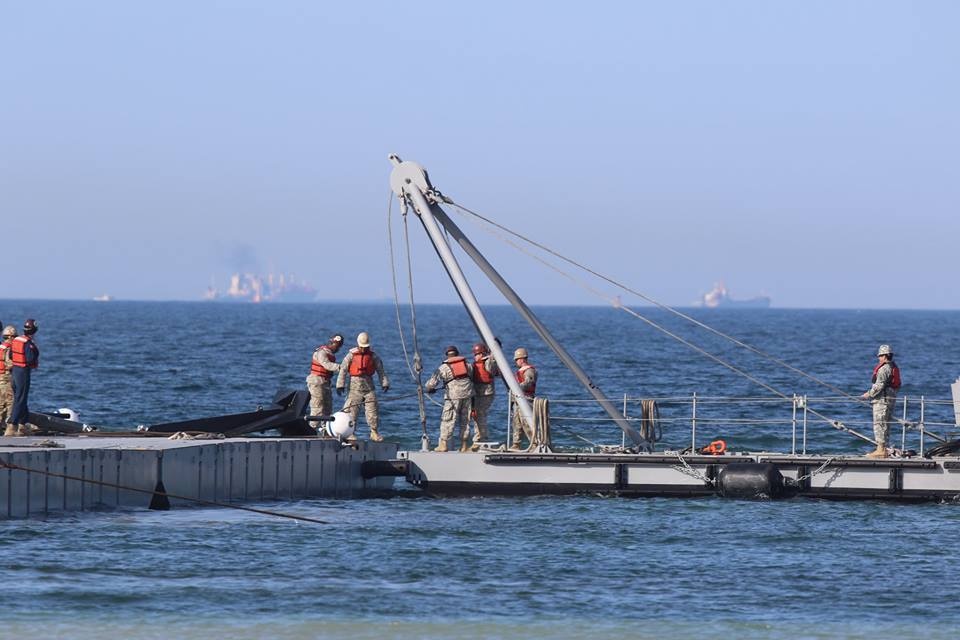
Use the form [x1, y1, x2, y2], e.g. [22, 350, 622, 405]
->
[387, 191, 416, 381]
[447, 201, 869, 405]
[447, 202, 877, 444]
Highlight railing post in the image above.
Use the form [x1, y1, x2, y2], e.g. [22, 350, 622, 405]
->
[691, 392, 697, 453]
[622, 393, 627, 449]
[791, 394, 798, 455]
[920, 395, 926, 457]
[901, 395, 908, 452]
[802, 395, 808, 455]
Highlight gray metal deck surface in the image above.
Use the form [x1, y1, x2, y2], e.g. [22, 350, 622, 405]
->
[1, 436, 397, 519]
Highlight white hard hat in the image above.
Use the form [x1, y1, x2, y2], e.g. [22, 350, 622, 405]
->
[357, 332, 370, 348]
[329, 411, 355, 440]
[877, 344, 894, 356]
[513, 347, 528, 360]
[1, 325, 16, 338]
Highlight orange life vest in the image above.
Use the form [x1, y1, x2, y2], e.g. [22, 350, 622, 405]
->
[515, 364, 536, 397]
[445, 356, 469, 379]
[10, 336, 38, 369]
[872, 361, 901, 391]
[348, 349, 376, 376]
[309, 345, 336, 379]
[0, 341, 9, 374]
[472, 356, 493, 384]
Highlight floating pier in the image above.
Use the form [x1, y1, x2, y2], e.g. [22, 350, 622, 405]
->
[372, 450, 960, 501]
[1, 436, 397, 520]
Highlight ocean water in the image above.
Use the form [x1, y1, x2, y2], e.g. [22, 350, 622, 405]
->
[2, 300, 960, 638]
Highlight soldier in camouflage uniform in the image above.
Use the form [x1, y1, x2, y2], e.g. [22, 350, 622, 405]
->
[336, 332, 389, 442]
[860, 344, 900, 458]
[1, 326, 17, 437]
[510, 347, 538, 451]
[306, 334, 343, 430]
[469, 342, 499, 450]
[425, 346, 475, 452]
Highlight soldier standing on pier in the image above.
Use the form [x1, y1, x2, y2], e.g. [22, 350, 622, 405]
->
[426, 345, 475, 452]
[336, 332, 390, 442]
[8, 319, 40, 435]
[0, 325, 18, 436]
[306, 333, 343, 426]
[469, 342, 499, 450]
[860, 344, 900, 458]
[510, 347, 538, 451]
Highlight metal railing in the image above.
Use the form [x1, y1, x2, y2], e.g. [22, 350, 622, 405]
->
[544, 393, 959, 455]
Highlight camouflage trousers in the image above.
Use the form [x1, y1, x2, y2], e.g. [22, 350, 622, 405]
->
[439, 396, 472, 449]
[471, 394, 494, 443]
[306, 376, 333, 418]
[512, 403, 533, 447]
[344, 387, 380, 436]
[872, 399, 895, 446]
[0, 378, 12, 427]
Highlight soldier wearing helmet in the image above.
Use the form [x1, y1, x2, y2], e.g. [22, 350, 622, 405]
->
[305, 333, 344, 430]
[468, 342, 499, 450]
[8, 319, 40, 435]
[425, 345, 475, 452]
[510, 347, 537, 451]
[0, 325, 19, 436]
[336, 332, 390, 442]
[860, 344, 901, 458]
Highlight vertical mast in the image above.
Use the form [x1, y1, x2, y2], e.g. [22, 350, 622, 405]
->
[390, 155, 536, 428]
[389, 155, 644, 447]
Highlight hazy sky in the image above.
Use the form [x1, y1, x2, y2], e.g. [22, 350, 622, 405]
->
[2, 1, 957, 308]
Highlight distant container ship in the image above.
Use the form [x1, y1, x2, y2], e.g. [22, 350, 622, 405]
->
[700, 282, 770, 308]
[204, 272, 317, 303]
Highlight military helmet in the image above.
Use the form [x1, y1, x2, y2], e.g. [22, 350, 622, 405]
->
[330, 334, 344, 345]
[877, 344, 894, 357]
[1, 325, 16, 338]
[357, 332, 370, 348]
[472, 343, 488, 356]
[513, 347, 528, 360]
[445, 345, 459, 356]
[23, 318, 38, 335]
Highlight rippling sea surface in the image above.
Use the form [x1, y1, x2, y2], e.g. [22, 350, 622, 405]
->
[2, 300, 960, 638]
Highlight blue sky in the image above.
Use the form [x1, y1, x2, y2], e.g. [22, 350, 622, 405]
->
[2, 1, 957, 308]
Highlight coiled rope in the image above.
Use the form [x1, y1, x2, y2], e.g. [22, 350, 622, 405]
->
[639, 399, 662, 446]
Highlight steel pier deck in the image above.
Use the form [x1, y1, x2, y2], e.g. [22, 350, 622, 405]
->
[388, 450, 960, 501]
[1, 436, 397, 519]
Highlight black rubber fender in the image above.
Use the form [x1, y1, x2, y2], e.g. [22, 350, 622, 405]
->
[717, 462, 785, 499]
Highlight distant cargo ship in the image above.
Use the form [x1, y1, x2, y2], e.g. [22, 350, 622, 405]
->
[204, 272, 317, 303]
[700, 282, 770, 308]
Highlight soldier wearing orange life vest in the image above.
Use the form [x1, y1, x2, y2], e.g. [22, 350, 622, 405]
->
[336, 332, 390, 442]
[510, 347, 538, 451]
[469, 342, 499, 450]
[306, 334, 344, 428]
[1, 325, 18, 436]
[425, 345, 475, 452]
[8, 318, 40, 435]
[860, 344, 900, 458]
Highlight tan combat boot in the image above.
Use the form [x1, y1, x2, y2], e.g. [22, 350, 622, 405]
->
[369, 428, 384, 443]
[459, 433, 470, 452]
[509, 442, 523, 451]
[433, 441, 449, 453]
[3, 423, 16, 437]
[865, 444, 887, 458]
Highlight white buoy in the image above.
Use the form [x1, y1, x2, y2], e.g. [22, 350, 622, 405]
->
[329, 411, 355, 440]
[58, 407, 79, 422]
